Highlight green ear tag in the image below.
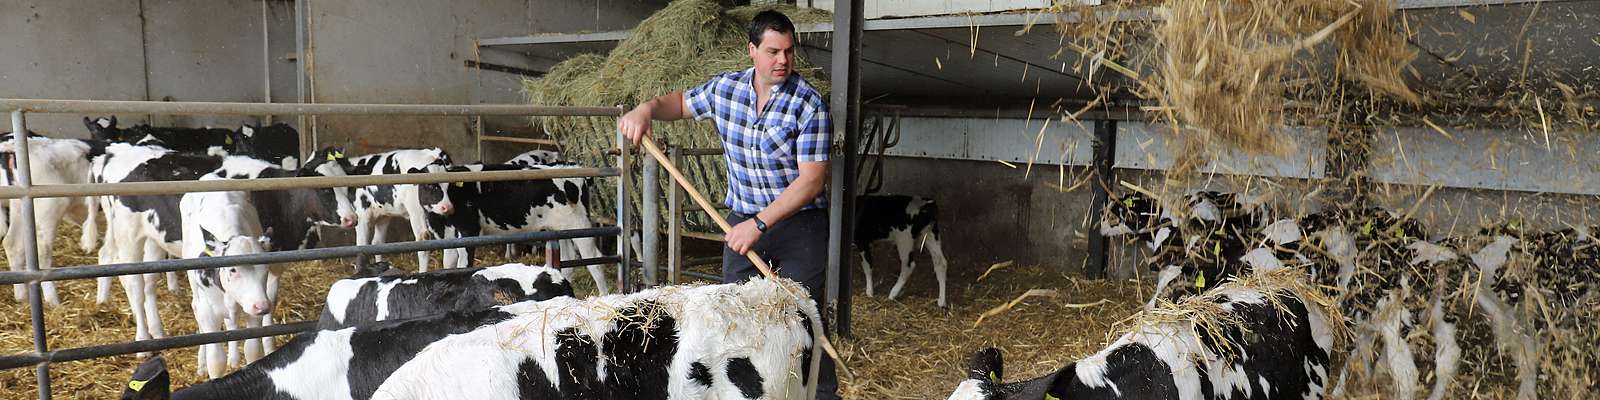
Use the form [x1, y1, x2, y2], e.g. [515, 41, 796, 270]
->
[327, 153, 338, 161]
[988, 371, 998, 382]
[1362, 220, 1374, 235]
[128, 379, 148, 392]
[1123, 198, 1134, 208]
[1045, 393, 1061, 400]
[1212, 241, 1221, 256]
[1195, 274, 1207, 288]
[225, 136, 233, 145]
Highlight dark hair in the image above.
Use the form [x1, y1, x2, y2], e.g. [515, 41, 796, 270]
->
[747, 10, 796, 46]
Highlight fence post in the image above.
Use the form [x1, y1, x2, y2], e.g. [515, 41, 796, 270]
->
[13, 111, 52, 400]
[667, 146, 684, 285]
[642, 145, 660, 286]
[615, 109, 632, 293]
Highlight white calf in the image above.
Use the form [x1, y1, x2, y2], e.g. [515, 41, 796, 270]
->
[0, 135, 100, 306]
[180, 181, 278, 379]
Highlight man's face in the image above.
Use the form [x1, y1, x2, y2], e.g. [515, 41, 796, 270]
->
[748, 29, 795, 88]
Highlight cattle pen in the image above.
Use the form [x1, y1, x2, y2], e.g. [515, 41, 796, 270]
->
[0, 98, 635, 400]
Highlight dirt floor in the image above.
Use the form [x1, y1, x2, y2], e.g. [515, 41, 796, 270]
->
[0, 232, 1529, 399]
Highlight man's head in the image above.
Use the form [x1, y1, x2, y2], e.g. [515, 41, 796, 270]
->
[747, 10, 797, 88]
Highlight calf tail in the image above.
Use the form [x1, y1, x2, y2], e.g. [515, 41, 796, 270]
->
[795, 286, 825, 400]
[915, 199, 940, 253]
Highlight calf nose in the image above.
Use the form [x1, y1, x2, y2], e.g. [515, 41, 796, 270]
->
[436, 202, 454, 216]
[247, 301, 272, 316]
[341, 216, 356, 227]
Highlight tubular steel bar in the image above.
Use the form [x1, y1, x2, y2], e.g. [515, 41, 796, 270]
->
[14, 110, 52, 400]
[0, 321, 316, 371]
[668, 146, 683, 285]
[0, 167, 617, 200]
[0, 227, 620, 285]
[0, 99, 620, 117]
[642, 149, 660, 285]
[616, 107, 632, 293]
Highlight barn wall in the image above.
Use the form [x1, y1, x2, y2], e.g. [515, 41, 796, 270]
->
[0, 0, 152, 137]
[307, 0, 669, 162]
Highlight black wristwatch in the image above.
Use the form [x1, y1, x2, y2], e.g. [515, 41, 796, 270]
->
[753, 215, 769, 232]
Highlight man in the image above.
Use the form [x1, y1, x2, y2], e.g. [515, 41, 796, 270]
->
[617, 10, 838, 399]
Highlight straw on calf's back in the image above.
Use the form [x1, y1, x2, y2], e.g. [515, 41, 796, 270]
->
[947, 274, 1335, 400]
[124, 278, 823, 400]
[318, 261, 575, 330]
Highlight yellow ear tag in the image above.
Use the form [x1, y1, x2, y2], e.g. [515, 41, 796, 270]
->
[204, 249, 217, 257]
[1212, 241, 1221, 256]
[1122, 198, 1134, 208]
[327, 153, 338, 162]
[333, 150, 344, 159]
[1195, 274, 1207, 288]
[988, 371, 997, 382]
[128, 379, 148, 392]
[225, 136, 233, 145]
[453, 182, 464, 188]
[1045, 393, 1061, 400]
[1362, 220, 1374, 235]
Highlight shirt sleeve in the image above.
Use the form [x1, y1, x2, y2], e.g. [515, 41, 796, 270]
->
[683, 76, 720, 121]
[795, 100, 832, 163]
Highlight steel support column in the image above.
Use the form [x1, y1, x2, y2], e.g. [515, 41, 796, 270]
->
[826, 0, 863, 337]
[642, 146, 660, 286]
[616, 109, 632, 293]
[13, 111, 51, 400]
[1086, 119, 1118, 279]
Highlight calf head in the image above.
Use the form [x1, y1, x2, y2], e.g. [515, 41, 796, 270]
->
[303, 146, 358, 227]
[121, 356, 171, 400]
[84, 116, 125, 142]
[948, 348, 1072, 400]
[199, 229, 276, 316]
[413, 163, 455, 216]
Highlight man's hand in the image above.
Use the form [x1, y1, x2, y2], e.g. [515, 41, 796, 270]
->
[617, 106, 653, 146]
[726, 219, 763, 255]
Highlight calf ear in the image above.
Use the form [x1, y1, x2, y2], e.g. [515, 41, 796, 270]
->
[122, 356, 171, 400]
[968, 348, 1004, 382]
[199, 230, 224, 257]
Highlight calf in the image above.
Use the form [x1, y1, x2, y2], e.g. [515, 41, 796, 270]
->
[507, 149, 565, 166]
[179, 180, 278, 379]
[232, 123, 301, 169]
[0, 135, 102, 306]
[948, 277, 1334, 400]
[93, 144, 356, 351]
[318, 261, 573, 329]
[83, 116, 236, 155]
[426, 163, 612, 295]
[853, 194, 949, 306]
[123, 278, 824, 400]
[349, 148, 455, 272]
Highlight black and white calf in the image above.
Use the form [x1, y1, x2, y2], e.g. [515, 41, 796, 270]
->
[180, 180, 279, 379]
[0, 135, 102, 306]
[94, 144, 357, 350]
[84, 116, 236, 155]
[318, 261, 573, 329]
[124, 278, 823, 400]
[232, 123, 301, 169]
[427, 162, 613, 295]
[349, 148, 455, 272]
[948, 278, 1334, 400]
[507, 149, 565, 167]
[853, 194, 949, 306]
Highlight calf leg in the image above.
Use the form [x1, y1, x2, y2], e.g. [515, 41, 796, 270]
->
[857, 248, 875, 297]
[927, 233, 949, 307]
[139, 239, 166, 340]
[1378, 302, 1420, 400]
[188, 274, 225, 379]
[242, 312, 263, 364]
[223, 309, 241, 369]
[95, 222, 115, 305]
[886, 231, 917, 301]
[562, 236, 610, 296]
[29, 198, 67, 306]
[1426, 301, 1461, 400]
[408, 211, 432, 272]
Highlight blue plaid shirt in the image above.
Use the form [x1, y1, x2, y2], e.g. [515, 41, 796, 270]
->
[686, 68, 831, 215]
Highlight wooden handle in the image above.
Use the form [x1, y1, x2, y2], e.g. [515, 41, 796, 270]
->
[638, 139, 777, 279]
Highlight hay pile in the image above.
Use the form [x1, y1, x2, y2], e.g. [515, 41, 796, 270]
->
[523, 0, 831, 232]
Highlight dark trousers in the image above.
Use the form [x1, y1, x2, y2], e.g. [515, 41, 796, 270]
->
[722, 208, 839, 400]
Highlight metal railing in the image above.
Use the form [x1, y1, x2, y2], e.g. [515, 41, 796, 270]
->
[0, 99, 628, 400]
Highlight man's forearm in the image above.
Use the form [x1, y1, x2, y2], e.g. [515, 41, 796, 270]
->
[642, 91, 689, 121]
[754, 173, 825, 226]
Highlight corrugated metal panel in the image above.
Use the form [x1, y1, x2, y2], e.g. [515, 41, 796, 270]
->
[1368, 128, 1600, 195]
[883, 116, 1095, 165]
[1113, 122, 1326, 179]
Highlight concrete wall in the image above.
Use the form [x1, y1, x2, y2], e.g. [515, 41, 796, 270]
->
[0, 0, 150, 136]
[307, 0, 669, 161]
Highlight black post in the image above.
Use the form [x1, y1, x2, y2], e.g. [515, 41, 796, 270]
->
[1086, 119, 1118, 279]
[826, 0, 863, 337]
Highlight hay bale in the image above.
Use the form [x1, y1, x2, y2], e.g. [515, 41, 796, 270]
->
[522, 0, 831, 231]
